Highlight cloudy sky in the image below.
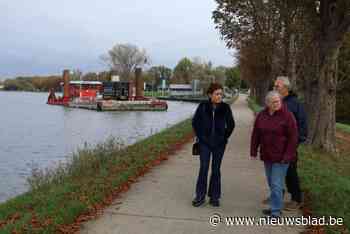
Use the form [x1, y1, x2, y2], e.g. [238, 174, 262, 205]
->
[0, 0, 235, 78]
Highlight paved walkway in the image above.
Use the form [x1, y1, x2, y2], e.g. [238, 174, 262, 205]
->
[80, 95, 304, 234]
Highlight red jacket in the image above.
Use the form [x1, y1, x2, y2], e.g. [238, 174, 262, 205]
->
[250, 105, 298, 163]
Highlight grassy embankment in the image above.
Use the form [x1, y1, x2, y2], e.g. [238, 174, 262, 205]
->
[0, 95, 238, 233]
[248, 97, 350, 234]
[0, 119, 193, 233]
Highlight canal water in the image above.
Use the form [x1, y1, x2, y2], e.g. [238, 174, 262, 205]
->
[0, 91, 197, 203]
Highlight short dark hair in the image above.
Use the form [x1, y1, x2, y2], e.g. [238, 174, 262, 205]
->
[207, 83, 223, 95]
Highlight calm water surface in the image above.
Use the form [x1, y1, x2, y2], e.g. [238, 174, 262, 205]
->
[0, 91, 197, 202]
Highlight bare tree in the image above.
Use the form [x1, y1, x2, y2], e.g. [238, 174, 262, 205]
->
[101, 43, 150, 81]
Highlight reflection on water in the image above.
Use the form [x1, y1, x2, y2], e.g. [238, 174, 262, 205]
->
[0, 91, 197, 202]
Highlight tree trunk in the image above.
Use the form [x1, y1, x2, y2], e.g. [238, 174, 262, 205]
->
[289, 34, 298, 89]
[254, 78, 271, 106]
[303, 43, 339, 152]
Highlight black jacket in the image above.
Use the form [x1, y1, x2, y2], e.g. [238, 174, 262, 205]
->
[192, 100, 235, 149]
[283, 93, 308, 144]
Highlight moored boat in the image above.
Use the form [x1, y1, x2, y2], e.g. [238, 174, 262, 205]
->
[47, 69, 168, 111]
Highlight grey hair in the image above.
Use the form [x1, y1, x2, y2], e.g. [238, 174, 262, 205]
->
[276, 76, 291, 91]
[265, 91, 282, 106]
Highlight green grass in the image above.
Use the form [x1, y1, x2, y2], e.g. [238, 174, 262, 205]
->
[336, 123, 350, 134]
[0, 119, 193, 233]
[298, 146, 350, 233]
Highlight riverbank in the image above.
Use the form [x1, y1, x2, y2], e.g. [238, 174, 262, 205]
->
[0, 96, 237, 233]
[0, 118, 194, 233]
[248, 97, 350, 234]
[0, 92, 198, 203]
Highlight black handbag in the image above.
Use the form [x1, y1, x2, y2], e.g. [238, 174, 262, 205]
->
[192, 138, 200, 156]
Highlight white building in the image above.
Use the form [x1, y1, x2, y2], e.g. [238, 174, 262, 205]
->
[169, 84, 193, 96]
[169, 80, 203, 96]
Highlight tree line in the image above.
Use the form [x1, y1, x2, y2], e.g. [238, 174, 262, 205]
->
[100, 43, 243, 89]
[213, 0, 350, 152]
[0, 43, 243, 93]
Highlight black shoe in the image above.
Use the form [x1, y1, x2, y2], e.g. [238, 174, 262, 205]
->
[262, 209, 272, 215]
[262, 209, 282, 217]
[192, 197, 205, 207]
[209, 198, 220, 207]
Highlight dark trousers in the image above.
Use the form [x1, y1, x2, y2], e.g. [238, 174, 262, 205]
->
[285, 161, 302, 203]
[195, 143, 225, 200]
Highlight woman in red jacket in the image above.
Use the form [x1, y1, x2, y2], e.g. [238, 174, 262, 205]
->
[250, 91, 298, 217]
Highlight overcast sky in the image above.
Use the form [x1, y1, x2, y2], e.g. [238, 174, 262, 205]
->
[0, 0, 235, 79]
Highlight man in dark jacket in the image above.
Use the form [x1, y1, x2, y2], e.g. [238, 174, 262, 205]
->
[274, 76, 308, 211]
[192, 83, 235, 207]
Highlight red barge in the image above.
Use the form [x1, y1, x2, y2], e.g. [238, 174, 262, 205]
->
[47, 69, 168, 111]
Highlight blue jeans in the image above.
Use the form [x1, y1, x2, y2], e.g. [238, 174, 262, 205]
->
[264, 162, 289, 216]
[195, 143, 225, 200]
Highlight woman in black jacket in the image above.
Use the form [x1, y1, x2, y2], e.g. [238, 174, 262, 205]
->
[192, 83, 235, 207]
